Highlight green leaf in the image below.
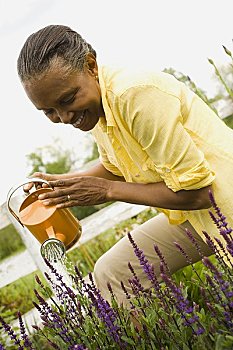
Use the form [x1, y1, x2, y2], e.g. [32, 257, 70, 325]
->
[121, 335, 136, 345]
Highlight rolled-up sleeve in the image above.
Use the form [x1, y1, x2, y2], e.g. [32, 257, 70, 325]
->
[121, 86, 215, 192]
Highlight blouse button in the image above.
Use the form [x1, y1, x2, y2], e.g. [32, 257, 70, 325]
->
[135, 173, 140, 177]
[165, 168, 171, 173]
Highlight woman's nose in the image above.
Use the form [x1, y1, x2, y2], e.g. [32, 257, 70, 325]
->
[57, 110, 74, 124]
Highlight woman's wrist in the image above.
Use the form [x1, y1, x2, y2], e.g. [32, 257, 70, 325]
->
[106, 180, 130, 202]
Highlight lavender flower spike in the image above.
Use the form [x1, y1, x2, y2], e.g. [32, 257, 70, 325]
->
[208, 190, 233, 238]
[127, 232, 161, 296]
[161, 273, 205, 335]
[154, 244, 171, 274]
[0, 315, 23, 349]
[18, 311, 35, 349]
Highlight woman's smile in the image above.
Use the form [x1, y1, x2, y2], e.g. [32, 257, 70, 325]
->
[71, 111, 86, 128]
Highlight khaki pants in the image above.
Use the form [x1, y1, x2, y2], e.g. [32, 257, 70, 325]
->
[93, 213, 212, 305]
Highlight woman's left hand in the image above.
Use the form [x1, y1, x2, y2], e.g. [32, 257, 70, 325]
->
[37, 176, 112, 208]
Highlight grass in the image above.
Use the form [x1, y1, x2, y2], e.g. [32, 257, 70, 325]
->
[0, 224, 25, 261]
[0, 271, 48, 321]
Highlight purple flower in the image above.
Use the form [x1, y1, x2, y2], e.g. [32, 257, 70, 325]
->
[203, 257, 227, 289]
[0, 315, 23, 349]
[127, 262, 145, 298]
[202, 231, 229, 269]
[161, 273, 204, 335]
[195, 327, 205, 335]
[154, 244, 171, 274]
[184, 229, 204, 258]
[120, 280, 136, 310]
[17, 311, 34, 349]
[214, 237, 233, 268]
[86, 274, 126, 348]
[174, 242, 192, 265]
[34, 290, 74, 344]
[127, 233, 162, 299]
[208, 191, 233, 257]
[203, 257, 233, 329]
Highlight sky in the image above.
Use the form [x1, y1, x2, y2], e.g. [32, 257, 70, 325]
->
[0, 0, 232, 206]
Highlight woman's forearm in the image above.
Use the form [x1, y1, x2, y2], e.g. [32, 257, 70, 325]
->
[108, 180, 212, 210]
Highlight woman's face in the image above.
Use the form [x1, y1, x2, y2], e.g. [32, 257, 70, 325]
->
[23, 57, 104, 132]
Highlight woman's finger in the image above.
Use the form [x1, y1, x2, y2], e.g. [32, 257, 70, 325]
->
[38, 188, 67, 200]
[48, 179, 68, 188]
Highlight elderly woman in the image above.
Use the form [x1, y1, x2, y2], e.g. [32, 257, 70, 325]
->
[17, 24, 233, 304]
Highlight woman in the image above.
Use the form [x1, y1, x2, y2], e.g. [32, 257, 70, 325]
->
[17, 24, 233, 304]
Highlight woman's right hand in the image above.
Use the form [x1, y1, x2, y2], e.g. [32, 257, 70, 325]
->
[23, 172, 66, 193]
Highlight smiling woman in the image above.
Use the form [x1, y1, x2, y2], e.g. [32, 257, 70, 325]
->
[17, 24, 233, 305]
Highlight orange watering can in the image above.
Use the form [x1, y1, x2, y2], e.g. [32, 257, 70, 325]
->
[7, 178, 82, 259]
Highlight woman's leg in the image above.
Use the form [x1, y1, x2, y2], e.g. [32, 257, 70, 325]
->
[93, 213, 212, 304]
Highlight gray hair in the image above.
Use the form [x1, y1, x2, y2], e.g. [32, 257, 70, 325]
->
[17, 24, 96, 81]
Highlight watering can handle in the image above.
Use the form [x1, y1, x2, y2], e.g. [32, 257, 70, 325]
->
[6, 178, 51, 225]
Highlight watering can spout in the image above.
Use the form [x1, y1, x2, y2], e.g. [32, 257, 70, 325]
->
[40, 238, 66, 262]
[7, 178, 82, 258]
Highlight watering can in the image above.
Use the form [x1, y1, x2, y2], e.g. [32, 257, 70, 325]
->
[7, 178, 82, 259]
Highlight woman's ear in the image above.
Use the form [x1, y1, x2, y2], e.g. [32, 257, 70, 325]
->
[85, 53, 98, 76]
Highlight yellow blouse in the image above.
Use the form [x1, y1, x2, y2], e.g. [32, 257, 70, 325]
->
[92, 65, 233, 250]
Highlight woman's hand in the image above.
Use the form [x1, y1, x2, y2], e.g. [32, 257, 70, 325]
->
[37, 176, 112, 208]
[23, 172, 71, 192]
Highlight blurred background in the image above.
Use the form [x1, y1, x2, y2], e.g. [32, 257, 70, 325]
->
[0, 0, 232, 205]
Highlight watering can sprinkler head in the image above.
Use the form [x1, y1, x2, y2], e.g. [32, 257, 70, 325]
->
[7, 178, 82, 262]
[41, 238, 66, 263]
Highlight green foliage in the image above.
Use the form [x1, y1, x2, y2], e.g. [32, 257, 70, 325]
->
[165, 45, 233, 121]
[0, 271, 48, 320]
[224, 114, 233, 128]
[208, 48, 233, 100]
[0, 224, 25, 261]
[26, 138, 75, 175]
[2, 230, 232, 349]
[85, 141, 99, 162]
[163, 67, 218, 114]
[70, 205, 99, 221]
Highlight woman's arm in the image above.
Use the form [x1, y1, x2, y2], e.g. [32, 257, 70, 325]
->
[24, 162, 125, 191]
[108, 180, 212, 210]
[38, 174, 212, 210]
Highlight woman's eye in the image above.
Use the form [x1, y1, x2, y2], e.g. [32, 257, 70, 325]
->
[61, 95, 75, 105]
[43, 110, 60, 123]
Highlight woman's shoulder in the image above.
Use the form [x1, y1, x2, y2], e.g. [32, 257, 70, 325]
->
[99, 64, 182, 97]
